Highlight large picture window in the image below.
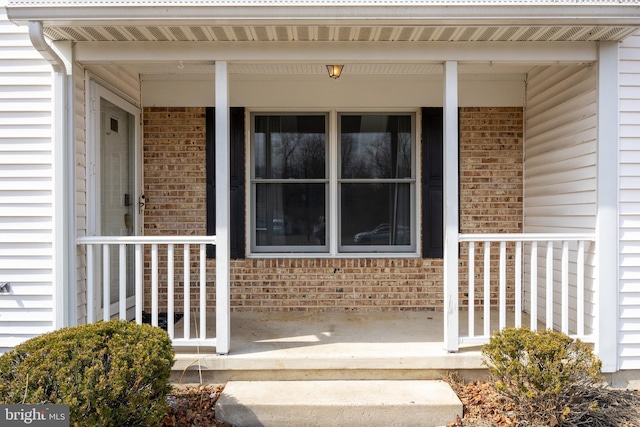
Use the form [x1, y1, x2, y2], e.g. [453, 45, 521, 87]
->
[250, 111, 416, 255]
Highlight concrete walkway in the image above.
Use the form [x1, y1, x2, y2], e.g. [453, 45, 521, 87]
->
[215, 379, 463, 427]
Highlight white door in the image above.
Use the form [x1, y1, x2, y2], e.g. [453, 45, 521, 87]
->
[89, 84, 140, 320]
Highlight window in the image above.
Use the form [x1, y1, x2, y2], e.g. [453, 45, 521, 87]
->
[339, 114, 415, 253]
[250, 112, 417, 255]
[251, 114, 328, 253]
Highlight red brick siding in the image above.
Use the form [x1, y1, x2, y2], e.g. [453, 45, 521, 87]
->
[459, 107, 524, 309]
[142, 106, 523, 313]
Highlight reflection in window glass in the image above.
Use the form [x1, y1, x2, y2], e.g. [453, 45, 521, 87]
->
[341, 183, 412, 246]
[255, 183, 326, 247]
[341, 115, 412, 179]
[254, 115, 326, 179]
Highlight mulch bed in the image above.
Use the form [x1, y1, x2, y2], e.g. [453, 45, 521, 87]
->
[446, 378, 517, 426]
[162, 384, 233, 427]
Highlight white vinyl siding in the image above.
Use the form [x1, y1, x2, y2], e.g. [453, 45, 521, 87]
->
[0, 9, 54, 352]
[524, 64, 597, 336]
[86, 65, 141, 107]
[618, 31, 640, 370]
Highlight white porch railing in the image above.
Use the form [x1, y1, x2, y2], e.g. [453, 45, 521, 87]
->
[457, 233, 596, 346]
[77, 235, 217, 348]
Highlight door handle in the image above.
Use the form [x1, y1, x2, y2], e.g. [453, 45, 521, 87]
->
[138, 195, 146, 214]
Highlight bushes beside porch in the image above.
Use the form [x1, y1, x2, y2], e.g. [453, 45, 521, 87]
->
[0, 320, 174, 426]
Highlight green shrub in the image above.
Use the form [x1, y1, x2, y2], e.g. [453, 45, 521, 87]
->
[0, 320, 175, 427]
[482, 328, 602, 424]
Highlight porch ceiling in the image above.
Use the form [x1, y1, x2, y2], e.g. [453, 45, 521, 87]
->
[120, 62, 535, 78]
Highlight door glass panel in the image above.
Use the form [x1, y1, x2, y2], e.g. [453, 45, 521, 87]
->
[100, 98, 135, 305]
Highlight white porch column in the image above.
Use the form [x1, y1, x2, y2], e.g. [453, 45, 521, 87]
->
[215, 60, 231, 354]
[443, 61, 460, 352]
[596, 41, 619, 373]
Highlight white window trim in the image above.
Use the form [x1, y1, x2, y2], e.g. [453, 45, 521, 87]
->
[246, 107, 422, 259]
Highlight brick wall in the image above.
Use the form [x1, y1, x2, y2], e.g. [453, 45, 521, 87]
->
[142, 107, 207, 310]
[459, 107, 524, 309]
[142, 106, 523, 313]
[143, 107, 207, 235]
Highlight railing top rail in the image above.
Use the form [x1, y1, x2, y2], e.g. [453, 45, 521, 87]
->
[77, 235, 217, 245]
[458, 233, 596, 242]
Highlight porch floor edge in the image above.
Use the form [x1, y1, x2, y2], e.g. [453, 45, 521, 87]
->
[170, 311, 486, 382]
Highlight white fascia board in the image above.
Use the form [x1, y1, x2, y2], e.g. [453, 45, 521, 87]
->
[6, 3, 640, 26]
[74, 40, 598, 64]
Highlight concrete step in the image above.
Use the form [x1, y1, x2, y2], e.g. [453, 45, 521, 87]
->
[215, 380, 462, 427]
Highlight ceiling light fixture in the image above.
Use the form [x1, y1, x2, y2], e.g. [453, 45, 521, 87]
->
[326, 65, 344, 79]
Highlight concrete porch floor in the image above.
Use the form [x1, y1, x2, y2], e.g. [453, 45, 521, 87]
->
[171, 310, 516, 383]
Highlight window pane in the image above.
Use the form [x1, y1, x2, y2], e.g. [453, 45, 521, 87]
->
[255, 183, 326, 247]
[254, 115, 326, 179]
[341, 115, 412, 179]
[341, 183, 412, 246]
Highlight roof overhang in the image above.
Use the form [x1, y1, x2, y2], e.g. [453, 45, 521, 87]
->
[7, 1, 640, 43]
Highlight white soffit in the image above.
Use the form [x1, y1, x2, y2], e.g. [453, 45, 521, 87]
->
[39, 25, 638, 43]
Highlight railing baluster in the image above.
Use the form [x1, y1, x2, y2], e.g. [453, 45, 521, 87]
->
[499, 241, 506, 330]
[561, 241, 569, 334]
[515, 241, 522, 328]
[577, 240, 585, 337]
[546, 241, 554, 329]
[77, 236, 218, 348]
[200, 243, 207, 340]
[184, 244, 190, 340]
[87, 244, 94, 323]
[531, 241, 538, 330]
[454, 233, 595, 346]
[468, 241, 475, 338]
[168, 244, 175, 340]
[484, 241, 491, 337]
[151, 243, 158, 327]
[135, 244, 143, 324]
[119, 243, 127, 320]
[103, 244, 110, 322]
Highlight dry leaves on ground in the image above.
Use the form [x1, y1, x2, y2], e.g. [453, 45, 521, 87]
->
[162, 384, 234, 427]
[446, 376, 517, 427]
[446, 376, 640, 427]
